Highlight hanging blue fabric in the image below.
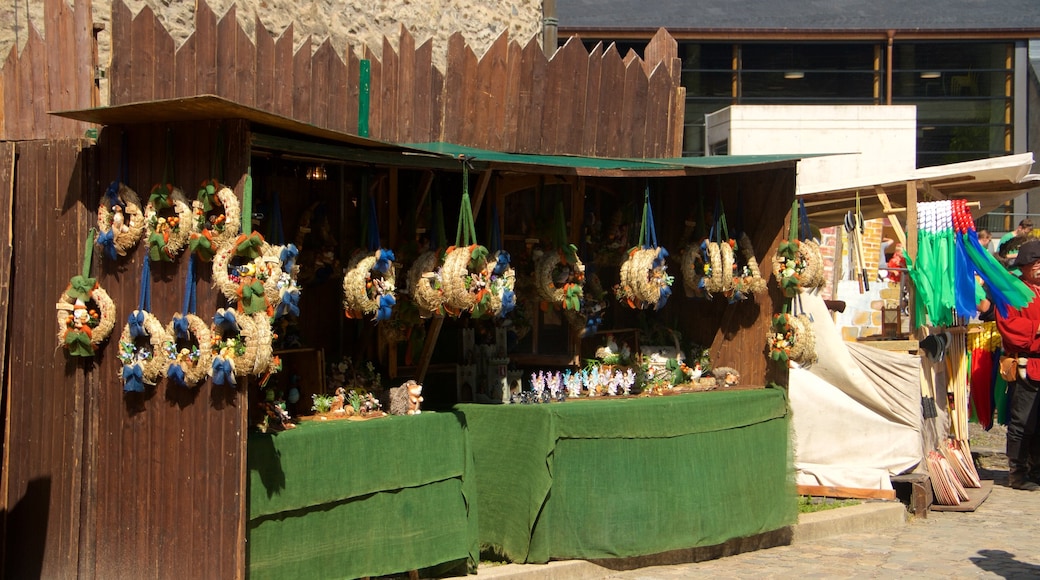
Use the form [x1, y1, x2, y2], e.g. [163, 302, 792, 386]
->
[211, 357, 235, 386]
[268, 191, 285, 245]
[173, 255, 197, 339]
[489, 202, 511, 277]
[798, 199, 812, 241]
[953, 227, 977, 319]
[366, 193, 395, 274]
[99, 133, 132, 261]
[128, 258, 151, 338]
[214, 309, 239, 333]
[122, 364, 145, 393]
[279, 244, 299, 274]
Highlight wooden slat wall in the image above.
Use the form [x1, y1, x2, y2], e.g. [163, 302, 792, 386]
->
[0, 0, 96, 140]
[2, 140, 93, 579]
[100, 0, 684, 157]
[85, 120, 250, 579]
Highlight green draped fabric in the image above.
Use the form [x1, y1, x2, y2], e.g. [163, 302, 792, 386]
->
[247, 412, 478, 580]
[457, 388, 795, 563]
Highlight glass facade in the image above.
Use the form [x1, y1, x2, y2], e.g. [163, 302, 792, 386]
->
[674, 40, 1015, 165]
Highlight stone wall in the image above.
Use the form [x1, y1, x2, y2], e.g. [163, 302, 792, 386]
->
[1, 0, 544, 105]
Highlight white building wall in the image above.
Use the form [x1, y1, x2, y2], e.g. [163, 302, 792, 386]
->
[705, 105, 917, 195]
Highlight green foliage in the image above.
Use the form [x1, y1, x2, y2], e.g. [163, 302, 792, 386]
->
[798, 496, 860, 513]
[311, 393, 334, 414]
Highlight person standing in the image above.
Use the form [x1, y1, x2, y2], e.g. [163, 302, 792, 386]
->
[999, 219, 1033, 253]
[995, 240, 1040, 490]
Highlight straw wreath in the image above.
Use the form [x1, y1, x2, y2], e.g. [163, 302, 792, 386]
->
[267, 244, 301, 321]
[534, 248, 585, 312]
[343, 249, 397, 321]
[797, 239, 826, 291]
[209, 309, 276, 384]
[189, 181, 241, 261]
[117, 310, 169, 392]
[407, 250, 446, 317]
[681, 240, 712, 298]
[213, 233, 280, 316]
[144, 184, 193, 261]
[441, 244, 487, 313]
[767, 311, 796, 365]
[731, 232, 767, 299]
[163, 313, 213, 387]
[56, 284, 116, 357]
[616, 247, 673, 310]
[703, 241, 726, 294]
[787, 313, 818, 366]
[484, 250, 517, 318]
[97, 182, 145, 259]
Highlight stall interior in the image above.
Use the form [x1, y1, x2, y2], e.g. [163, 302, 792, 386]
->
[244, 149, 791, 425]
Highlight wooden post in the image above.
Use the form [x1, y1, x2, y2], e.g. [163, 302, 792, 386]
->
[416, 317, 444, 383]
[905, 180, 919, 331]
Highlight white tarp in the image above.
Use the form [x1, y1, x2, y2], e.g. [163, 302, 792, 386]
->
[790, 292, 926, 490]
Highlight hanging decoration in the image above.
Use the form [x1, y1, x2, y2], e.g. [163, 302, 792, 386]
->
[261, 190, 301, 321]
[189, 180, 241, 261]
[534, 201, 584, 312]
[144, 130, 192, 262]
[163, 255, 213, 387]
[615, 186, 673, 310]
[681, 196, 712, 298]
[96, 135, 144, 259]
[728, 187, 767, 300]
[343, 184, 397, 321]
[188, 130, 241, 261]
[406, 192, 449, 319]
[117, 258, 169, 392]
[440, 161, 512, 318]
[485, 199, 516, 318]
[208, 308, 278, 385]
[57, 229, 117, 357]
[772, 199, 824, 297]
[906, 199, 1032, 327]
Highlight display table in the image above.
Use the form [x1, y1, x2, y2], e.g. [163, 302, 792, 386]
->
[247, 412, 478, 579]
[456, 388, 795, 563]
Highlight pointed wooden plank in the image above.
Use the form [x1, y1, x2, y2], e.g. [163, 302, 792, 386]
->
[540, 39, 566, 153]
[153, 16, 176, 101]
[581, 43, 604, 156]
[0, 142, 13, 461]
[470, 41, 492, 149]
[669, 86, 685, 156]
[595, 43, 624, 157]
[235, 18, 256, 107]
[411, 38, 433, 142]
[129, 6, 157, 102]
[644, 64, 671, 158]
[380, 36, 399, 142]
[552, 37, 588, 155]
[311, 39, 334, 129]
[216, 4, 238, 102]
[623, 53, 650, 158]
[430, 65, 444, 143]
[293, 36, 313, 123]
[442, 32, 467, 145]
[344, 46, 360, 134]
[254, 17, 275, 111]
[481, 32, 510, 150]
[516, 38, 546, 153]
[175, 32, 199, 98]
[195, 0, 218, 95]
[273, 24, 293, 117]
[644, 28, 679, 80]
[364, 45, 382, 139]
[396, 27, 416, 143]
[20, 26, 45, 139]
[72, 0, 94, 111]
[45, 0, 74, 136]
[109, 0, 133, 105]
[0, 48, 12, 139]
[500, 39, 523, 152]
[326, 43, 348, 133]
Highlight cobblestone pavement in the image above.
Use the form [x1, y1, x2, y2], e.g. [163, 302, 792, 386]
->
[603, 477, 1040, 580]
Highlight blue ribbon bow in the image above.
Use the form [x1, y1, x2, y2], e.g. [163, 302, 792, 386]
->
[211, 357, 236, 386]
[122, 364, 145, 393]
[214, 310, 238, 333]
[498, 289, 516, 318]
[97, 229, 118, 261]
[376, 293, 396, 322]
[275, 288, 300, 319]
[167, 363, 187, 386]
[127, 310, 146, 339]
[172, 314, 190, 340]
[280, 244, 299, 273]
[374, 248, 395, 275]
[493, 251, 511, 277]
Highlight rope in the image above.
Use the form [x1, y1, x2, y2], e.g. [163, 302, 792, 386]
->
[639, 185, 658, 249]
[81, 228, 96, 279]
[789, 199, 800, 243]
[367, 193, 381, 251]
[455, 160, 478, 247]
[242, 169, 253, 235]
[138, 257, 151, 312]
[182, 254, 197, 315]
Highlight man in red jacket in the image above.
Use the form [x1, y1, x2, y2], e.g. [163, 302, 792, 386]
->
[995, 240, 1040, 491]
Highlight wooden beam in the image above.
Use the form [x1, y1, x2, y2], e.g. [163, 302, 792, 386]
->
[917, 179, 947, 201]
[416, 317, 444, 383]
[413, 170, 435, 221]
[797, 485, 897, 501]
[471, 169, 493, 220]
[874, 185, 907, 248]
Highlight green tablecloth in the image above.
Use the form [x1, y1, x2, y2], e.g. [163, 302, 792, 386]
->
[457, 388, 796, 563]
[247, 412, 478, 579]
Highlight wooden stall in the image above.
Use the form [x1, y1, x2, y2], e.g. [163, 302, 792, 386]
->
[40, 94, 802, 576]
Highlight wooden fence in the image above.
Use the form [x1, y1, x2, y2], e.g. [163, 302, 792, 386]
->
[2, 0, 686, 158]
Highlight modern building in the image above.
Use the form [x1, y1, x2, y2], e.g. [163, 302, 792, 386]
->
[557, 0, 1040, 224]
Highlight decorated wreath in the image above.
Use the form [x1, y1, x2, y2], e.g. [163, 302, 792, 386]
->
[407, 250, 447, 317]
[681, 239, 713, 298]
[269, 243, 301, 321]
[188, 179, 241, 261]
[343, 249, 397, 321]
[766, 305, 817, 367]
[118, 309, 169, 392]
[57, 229, 117, 357]
[731, 232, 767, 300]
[209, 309, 277, 385]
[97, 182, 145, 259]
[772, 200, 825, 297]
[163, 257, 212, 387]
[615, 190, 674, 310]
[535, 246, 585, 311]
[144, 183, 193, 262]
[213, 232, 280, 316]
